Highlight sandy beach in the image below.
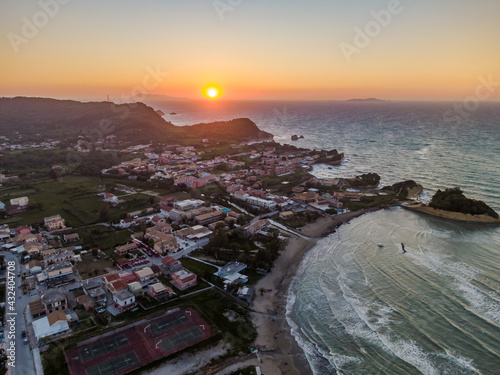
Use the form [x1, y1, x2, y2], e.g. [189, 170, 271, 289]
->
[248, 208, 386, 374]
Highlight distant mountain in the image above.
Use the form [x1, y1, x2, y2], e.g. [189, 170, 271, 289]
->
[0, 97, 272, 145]
[347, 98, 385, 102]
[141, 94, 190, 102]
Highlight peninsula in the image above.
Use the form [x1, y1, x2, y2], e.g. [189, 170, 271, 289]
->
[405, 187, 500, 224]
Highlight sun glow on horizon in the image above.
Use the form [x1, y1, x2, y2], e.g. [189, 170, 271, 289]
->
[203, 84, 222, 100]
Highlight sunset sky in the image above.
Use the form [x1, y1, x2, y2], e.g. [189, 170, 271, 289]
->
[1, 0, 499, 101]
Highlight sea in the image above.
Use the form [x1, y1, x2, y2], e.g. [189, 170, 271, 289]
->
[147, 99, 500, 374]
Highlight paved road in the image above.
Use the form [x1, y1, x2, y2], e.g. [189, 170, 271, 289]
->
[267, 219, 311, 240]
[3, 252, 39, 375]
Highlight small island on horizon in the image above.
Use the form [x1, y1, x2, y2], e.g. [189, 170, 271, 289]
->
[347, 98, 386, 102]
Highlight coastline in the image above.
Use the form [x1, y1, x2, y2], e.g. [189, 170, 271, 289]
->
[404, 204, 500, 224]
[249, 207, 388, 374]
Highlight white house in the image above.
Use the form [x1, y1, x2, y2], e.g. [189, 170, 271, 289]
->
[32, 311, 70, 340]
[112, 290, 136, 312]
[103, 193, 118, 203]
[10, 196, 29, 207]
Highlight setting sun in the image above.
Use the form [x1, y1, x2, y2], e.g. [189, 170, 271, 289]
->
[203, 85, 222, 100]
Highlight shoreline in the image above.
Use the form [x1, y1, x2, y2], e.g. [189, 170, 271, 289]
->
[404, 203, 500, 224]
[249, 207, 388, 374]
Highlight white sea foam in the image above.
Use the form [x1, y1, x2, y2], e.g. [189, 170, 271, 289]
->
[439, 350, 480, 375]
[457, 282, 500, 326]
[286, 276, 339, 375]
[406, 250, 500, 326]
[340, 284, 442, 375]
[286, 204, 500, 374]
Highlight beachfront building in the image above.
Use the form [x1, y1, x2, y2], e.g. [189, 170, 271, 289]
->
[279, 211, 294, 220]
[246, 219, 270, 235]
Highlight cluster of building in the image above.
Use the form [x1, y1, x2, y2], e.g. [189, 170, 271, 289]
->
[0, 139, 60, 152]
[101, 144, 343, 189]
[0, 196, 29, 215]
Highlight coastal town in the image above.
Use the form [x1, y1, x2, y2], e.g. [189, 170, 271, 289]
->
[2, 1, 499, 373]
[0, 130, 414, 375]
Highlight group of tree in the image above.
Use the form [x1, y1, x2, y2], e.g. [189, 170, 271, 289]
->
[429, 187, 499, 218]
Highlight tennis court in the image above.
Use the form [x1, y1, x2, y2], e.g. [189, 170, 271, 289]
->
[67, 308, 211, 375]
[79, 335, 130, 362]
[159, 326, 204, 352]
[85, 351, 139, 375]
[148, 312, 191, 336]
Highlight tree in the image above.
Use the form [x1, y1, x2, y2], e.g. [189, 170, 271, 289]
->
[258, 287, 266, 296]
[99, 203, 110, 222]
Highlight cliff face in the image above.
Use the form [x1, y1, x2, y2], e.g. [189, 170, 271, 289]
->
[0, 97, 273, 145]
[341, 173, 381, 189]
[383, 180, 423, 200]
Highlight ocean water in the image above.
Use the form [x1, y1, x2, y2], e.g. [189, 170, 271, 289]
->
[149, 100, 500, 374]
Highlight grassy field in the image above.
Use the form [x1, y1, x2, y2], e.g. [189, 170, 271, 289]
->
[0, 176, 163, 227]
[0, 176, 103, 227]
[191, 290, 256, 351]
[76, 254, 117, 279]
[261, 169, 311, 195]
[272, 210, 321, 229]
[180, 257, 218, 277]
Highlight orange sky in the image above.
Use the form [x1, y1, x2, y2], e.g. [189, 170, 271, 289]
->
[1, 1, 499, 101]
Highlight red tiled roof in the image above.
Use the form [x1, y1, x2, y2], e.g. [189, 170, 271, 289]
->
[102, 273, 120, 283]
[108, 279, 128, 293]
[116, 258, 130, 266]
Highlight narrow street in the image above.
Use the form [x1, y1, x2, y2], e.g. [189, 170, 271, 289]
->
[3, 251, 40, 375]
